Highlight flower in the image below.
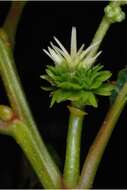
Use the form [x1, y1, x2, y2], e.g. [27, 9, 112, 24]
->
[41, 27, 114, 107]
[43, 27, 101, 69]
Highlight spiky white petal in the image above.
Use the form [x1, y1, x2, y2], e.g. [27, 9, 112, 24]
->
[48, 47, 63, 64]
[71, 27, 77, 58]
[79, 41, 100, 61]
[43, 27, 101, 68]
[74, 44, 85, 64]
[82, 51, 102, 68]
[53, 37, 71, 61]
[76, 44, 85, 56]
[50, 42, 71, 63]
[43, 49, 54, 60]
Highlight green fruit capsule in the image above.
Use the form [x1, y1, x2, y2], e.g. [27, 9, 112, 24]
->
[0, 105, 14, 121]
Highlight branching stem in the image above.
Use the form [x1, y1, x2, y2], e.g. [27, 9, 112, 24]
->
[87, 1, 127, 59]
[77, 82, 127, 189]
[0, 30, 62, 189]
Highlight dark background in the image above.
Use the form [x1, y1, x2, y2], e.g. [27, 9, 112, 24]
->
[0, 1, 127, 189]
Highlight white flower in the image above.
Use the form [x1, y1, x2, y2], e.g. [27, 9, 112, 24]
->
[43, 27, 101, 69]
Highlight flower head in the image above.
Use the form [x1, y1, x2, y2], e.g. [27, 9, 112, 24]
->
[41, 27, 114, 107]
[43, 27, 101, 69]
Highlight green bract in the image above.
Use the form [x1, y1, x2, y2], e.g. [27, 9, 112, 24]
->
[41, 64, 113, 107]
[41, 27, 114, 107]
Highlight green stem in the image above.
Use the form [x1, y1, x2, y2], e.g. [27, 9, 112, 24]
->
[0, 120, 11, 135]
[63, 105, 85, 188]
[3, 1, 27, 47]
[0, 117, 62, 189]
[87, 16, 110, 58]
[111, 1, 127, 7]
[11, 120, 62, 189]
[0, 29, 41, 147]
[77, 82, 127, 189]
[0, 30, 62, 188]
[87, 1, 126, 59]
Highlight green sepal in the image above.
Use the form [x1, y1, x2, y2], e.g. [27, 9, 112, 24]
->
[95, 71, 112, 82]
[58, 82, 82, 90]
[50, 90, 79, 107]
[95, 83, 114, 96]
[40, 75, 55, 85]
[90, 71, 112, 87]
[41, 63, 113, 108]
[46, 68, 56, 79]
[90, 80, 102, 89]
[50, 90, 98, 108]
[87, 92, 98, 107]
[41, 86, 54, 91]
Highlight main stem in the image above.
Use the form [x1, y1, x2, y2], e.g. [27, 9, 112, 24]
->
[63, 105, 85, 188]
[0, 115, 62, 189]
[77, 82, 127, 189]
[0, 30, 62, 189]
[0, 3, 64, 187]
[0, 3, 49, 157]
[10, 120, 61, 189]
[0, 30, 43, 148]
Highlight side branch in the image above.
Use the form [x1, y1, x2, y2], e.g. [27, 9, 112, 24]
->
[77, 82, 127, 189]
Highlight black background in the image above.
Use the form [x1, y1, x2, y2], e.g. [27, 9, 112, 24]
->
[0, 1, 127, 189]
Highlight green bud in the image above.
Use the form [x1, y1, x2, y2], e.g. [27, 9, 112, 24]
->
[0, 105, 14, 121]
[104, 5, 125, 23]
